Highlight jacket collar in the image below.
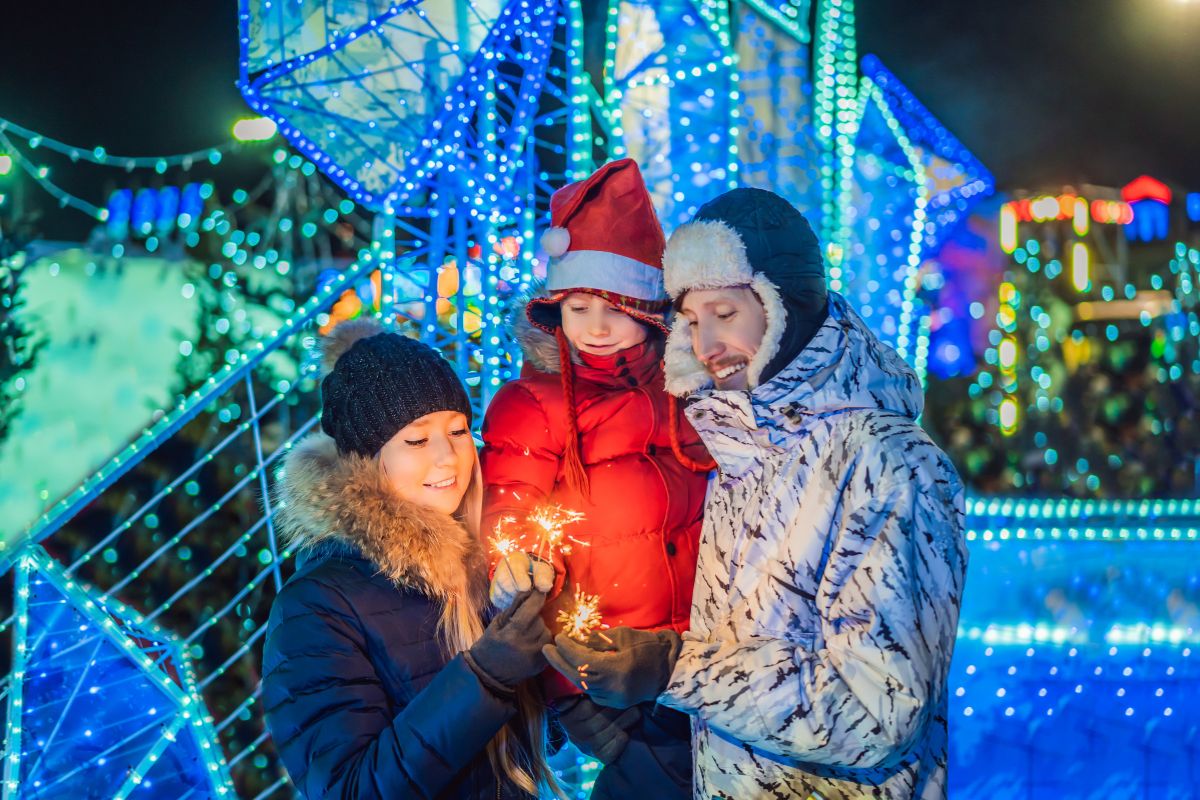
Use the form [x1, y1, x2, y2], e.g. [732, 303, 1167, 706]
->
[276, 434, 487, 608]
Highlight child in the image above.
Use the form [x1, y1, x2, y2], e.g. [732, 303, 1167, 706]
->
[263, 319, 560, 799]
[480, 159, 712, 798]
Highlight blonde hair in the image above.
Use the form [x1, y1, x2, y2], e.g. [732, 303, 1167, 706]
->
[445, 450, 564, 799]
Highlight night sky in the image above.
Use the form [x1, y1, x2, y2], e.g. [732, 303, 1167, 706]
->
[1, 0, 1197, 233]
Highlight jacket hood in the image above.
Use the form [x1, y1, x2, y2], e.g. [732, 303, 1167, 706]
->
[275, 434, 487, 608]
[510, 281, 565, 374]
[754, 291, 923, 421]
[685, 292, 923, 434]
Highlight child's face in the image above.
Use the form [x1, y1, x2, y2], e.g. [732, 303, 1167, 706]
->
[559, 292, 648, 356]
[379, 410, 475, 516]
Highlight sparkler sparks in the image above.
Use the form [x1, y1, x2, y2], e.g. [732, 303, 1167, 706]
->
[488, 515, 521, 558]
[527, 503, 586, 560]
[557, 587, 605, 642]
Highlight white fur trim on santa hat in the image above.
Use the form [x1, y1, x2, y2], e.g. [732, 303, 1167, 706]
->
[662, 219, 755, 299]
[546, 249, 666, 302]
[663, 273, 786, 397]
[541, 226, 571, 258]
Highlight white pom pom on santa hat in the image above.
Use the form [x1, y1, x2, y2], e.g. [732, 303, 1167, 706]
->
[540, 226, 571, 258]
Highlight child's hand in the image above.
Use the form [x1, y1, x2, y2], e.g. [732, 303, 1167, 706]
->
[490, 552, 556, 608]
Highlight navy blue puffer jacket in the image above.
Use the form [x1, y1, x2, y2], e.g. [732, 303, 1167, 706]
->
[263, 435, 531, 800]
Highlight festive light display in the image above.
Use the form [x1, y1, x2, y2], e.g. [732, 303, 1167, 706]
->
[950, 536, 1199, 796]
[1001, 193, 1135, 254]
[0, 3, 1085, 797]
[932, 180, 1200, 498]
[814, 0, 857, 260]
[733, 1, 823, 240]
[239, 0, 557, 215]
[838, 70, 929, 377]
[860, 55, 994, 254]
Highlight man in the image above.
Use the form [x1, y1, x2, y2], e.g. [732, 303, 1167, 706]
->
[543, 188, 968, 799]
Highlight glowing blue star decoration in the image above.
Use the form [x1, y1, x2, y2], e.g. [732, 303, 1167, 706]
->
[835, 63, 929, 373]
[859, 54, 994, 253]
[2, 546, 232, 799]
[238, 0, 558, 213]
[835, 54, 993, 383]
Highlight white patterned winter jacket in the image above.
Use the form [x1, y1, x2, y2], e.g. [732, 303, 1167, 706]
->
[659, 292, 969, 800]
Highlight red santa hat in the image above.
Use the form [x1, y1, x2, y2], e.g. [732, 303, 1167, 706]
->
[526, 158, 670, 334]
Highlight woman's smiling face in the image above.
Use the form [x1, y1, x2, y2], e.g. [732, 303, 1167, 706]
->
[379, 410, 475, 515]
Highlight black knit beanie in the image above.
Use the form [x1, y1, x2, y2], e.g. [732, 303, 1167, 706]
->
[692, 188, 829, 383]
[319, 319, 472, 458]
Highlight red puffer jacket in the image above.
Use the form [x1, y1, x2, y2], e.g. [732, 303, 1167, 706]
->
[481, 317, 712, 698]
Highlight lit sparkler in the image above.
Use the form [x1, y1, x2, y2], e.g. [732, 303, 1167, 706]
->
[527, 503, 586, 560]
[557, 587, 605, 642]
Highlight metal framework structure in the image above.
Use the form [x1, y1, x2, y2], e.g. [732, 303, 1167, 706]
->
[0, 2, 1006, 796]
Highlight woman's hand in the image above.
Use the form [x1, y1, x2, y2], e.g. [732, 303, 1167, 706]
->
[464, 591, 553, 695]
[489, 551, 556, 608]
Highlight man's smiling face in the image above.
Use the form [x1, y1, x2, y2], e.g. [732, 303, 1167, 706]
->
[678, 286, 767, 390]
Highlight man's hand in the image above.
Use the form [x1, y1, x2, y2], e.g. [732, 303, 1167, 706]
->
[542, 627, 682, 708]
[489, 551, 556, 608]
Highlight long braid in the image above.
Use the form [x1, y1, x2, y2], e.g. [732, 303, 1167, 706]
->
[668, 392, 717, 473]
[555, 327, 591, 497]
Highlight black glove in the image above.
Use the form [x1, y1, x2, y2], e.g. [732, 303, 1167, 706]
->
[464, 590, 551, 696]
[555, 695, 642, 765]
[542, 627, 682, 709]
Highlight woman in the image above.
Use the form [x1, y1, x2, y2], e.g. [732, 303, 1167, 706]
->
[262, 318, 559, 799]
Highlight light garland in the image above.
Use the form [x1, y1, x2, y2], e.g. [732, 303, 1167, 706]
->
[603, 0, 738, 228]
[859, 54, 994, 253]
[814, 0, 857, 266]
[0, 115, 234, 170]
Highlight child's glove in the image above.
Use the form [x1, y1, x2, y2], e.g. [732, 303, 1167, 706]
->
[490, 551, 556, 608]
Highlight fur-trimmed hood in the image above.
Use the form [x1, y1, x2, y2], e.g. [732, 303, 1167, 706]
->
[275, 433, 487, 608]
[508, 281, 566, 374]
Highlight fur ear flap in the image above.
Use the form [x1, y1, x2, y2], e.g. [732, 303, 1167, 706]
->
[663, 314, 712, 397]
[320, 317, 384, 376]
[744, 273, 786, 390]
